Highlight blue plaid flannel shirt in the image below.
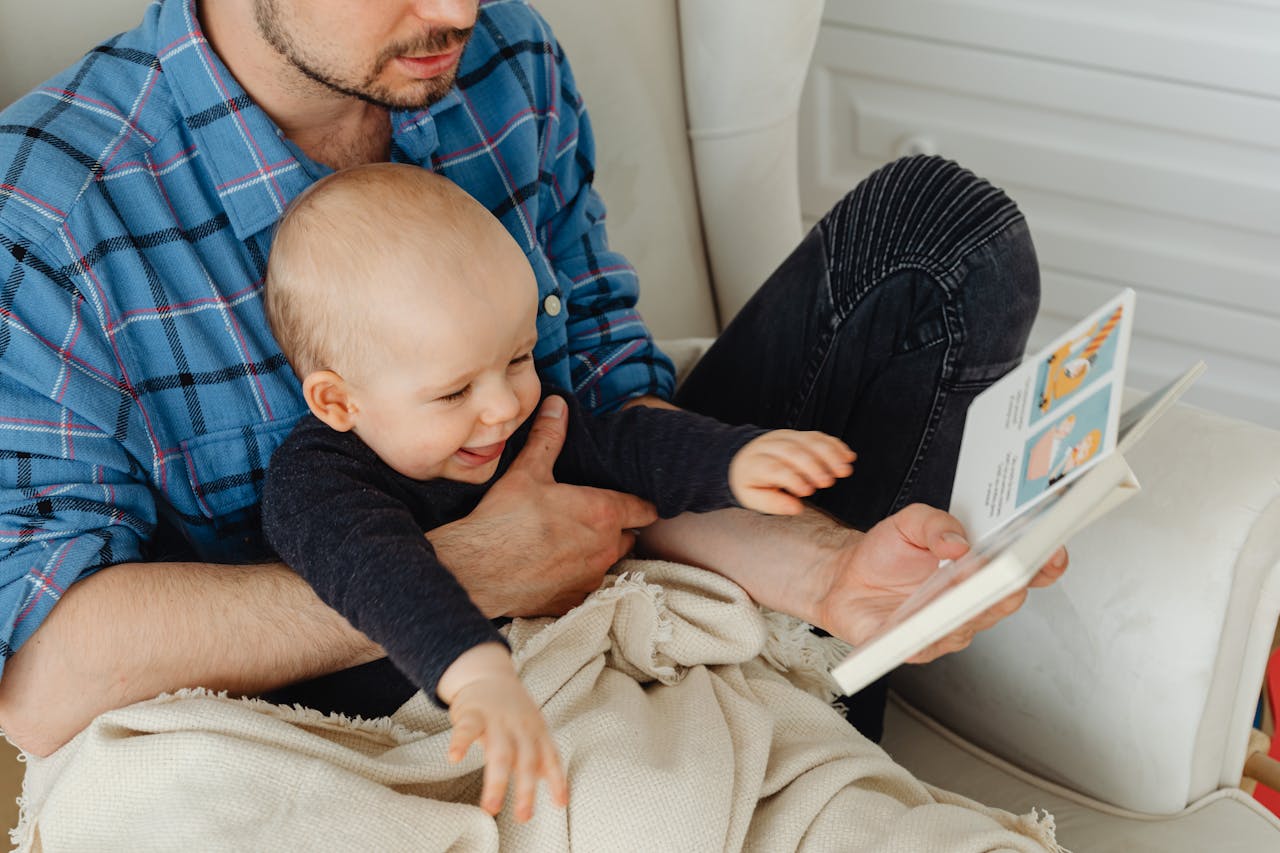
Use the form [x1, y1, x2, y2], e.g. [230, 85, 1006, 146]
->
[0, 0, 675, 673]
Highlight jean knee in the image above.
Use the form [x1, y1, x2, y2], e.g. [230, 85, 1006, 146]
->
[956, 217, 1040, 353]
[819, 155, 1033, 317]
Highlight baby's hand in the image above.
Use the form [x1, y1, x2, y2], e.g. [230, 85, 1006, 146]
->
[440, 644, 569, 822]
[729, 430, 855, 515]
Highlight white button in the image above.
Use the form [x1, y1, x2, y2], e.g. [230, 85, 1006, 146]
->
[543, 294, 562, 316]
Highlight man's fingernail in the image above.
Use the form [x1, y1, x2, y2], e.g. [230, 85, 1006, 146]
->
[941, 531, 969, 547]
[540, 396, 566, 418]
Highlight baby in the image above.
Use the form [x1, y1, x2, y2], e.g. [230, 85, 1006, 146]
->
[260, 163, 855, 823]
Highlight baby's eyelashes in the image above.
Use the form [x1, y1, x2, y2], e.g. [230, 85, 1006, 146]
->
[438, 385, 472, 404]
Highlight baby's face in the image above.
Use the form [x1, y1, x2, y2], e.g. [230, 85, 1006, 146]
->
[342, 252, 542, 484]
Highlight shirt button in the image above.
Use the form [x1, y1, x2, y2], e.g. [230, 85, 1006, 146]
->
[543, 294, 562, 316]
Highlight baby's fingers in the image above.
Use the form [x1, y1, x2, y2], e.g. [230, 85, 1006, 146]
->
[480, 731, 514, 815]
[784, 432, 854, 481]
[512, 732, 541, 823]
[448, 709, 485, 763]
[810, 433, 856, 474]
[513, 724, 568, 821]
[741, 485, 807, 516]
[763, 433, 853, 488]
[542, 737, 569, 807]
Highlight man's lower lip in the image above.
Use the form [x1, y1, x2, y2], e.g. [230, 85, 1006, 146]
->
[395, 49, 461, 79]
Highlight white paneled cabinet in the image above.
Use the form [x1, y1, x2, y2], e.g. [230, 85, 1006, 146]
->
[799, 0, 1280, 427]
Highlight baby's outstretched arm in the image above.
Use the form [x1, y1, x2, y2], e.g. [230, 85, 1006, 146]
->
[437, 643, 569, 822]
[728, 430, 856, 515]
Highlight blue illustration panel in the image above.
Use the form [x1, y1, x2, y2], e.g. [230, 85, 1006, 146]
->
[1018, 387, 1112, 508]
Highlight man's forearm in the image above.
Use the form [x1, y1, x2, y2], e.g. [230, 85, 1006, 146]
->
[636, 505, 859, 624]
[0, 560, 380, 757]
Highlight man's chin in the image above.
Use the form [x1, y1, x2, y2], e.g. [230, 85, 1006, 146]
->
[363, 72, 459, 111]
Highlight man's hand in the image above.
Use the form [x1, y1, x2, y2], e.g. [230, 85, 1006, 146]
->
[439, 643, 569, 822]
[429, 396, 658, 619]
[808, 503, 1069, 662]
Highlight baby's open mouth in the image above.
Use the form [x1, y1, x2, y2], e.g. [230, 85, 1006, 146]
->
[455, 440, 505, 466]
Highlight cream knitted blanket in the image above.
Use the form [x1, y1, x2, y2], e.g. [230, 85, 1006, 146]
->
[12, 560, 1062, 852]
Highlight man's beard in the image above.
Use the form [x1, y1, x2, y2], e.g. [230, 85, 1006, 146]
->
[254, 0, 472, 110]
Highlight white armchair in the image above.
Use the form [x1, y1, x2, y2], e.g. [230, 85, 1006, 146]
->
[542, 2, 1280, 850]
[3, 1, 1279, 850]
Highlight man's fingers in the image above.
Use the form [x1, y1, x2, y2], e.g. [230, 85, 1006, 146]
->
[507, 395, 569, 481]
[893, 503, 970, 560]
[583, 486, 657, 531]
[1030, 546, 1069, 586]
[612, 529, 639, 565]
[907, 587, 1028, 663]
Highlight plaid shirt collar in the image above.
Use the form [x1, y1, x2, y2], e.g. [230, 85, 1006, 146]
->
[157, 0, 462, 241]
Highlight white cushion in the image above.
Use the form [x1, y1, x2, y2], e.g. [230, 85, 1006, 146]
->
[894, 400, 1280, 814]
[883, 695, 1280, 853]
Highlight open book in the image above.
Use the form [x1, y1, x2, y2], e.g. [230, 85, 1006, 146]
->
[830, 288, 1205, 696]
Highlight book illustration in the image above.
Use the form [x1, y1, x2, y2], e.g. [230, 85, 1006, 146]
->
[1030, 302, 1124, 426]
[949, 289, 1133, 543]
[1018, 386, 1111, 507]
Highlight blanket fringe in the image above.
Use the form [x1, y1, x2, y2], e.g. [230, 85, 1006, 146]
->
[1019, 806, 1068, 853]
[154, 687, 438, 743]
[8, 750, 32, 853]
[758, 609, 851, 705]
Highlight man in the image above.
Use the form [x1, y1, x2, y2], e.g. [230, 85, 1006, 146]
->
[0, 0, 1064, 758]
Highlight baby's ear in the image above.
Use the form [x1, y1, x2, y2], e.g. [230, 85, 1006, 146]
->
[303, 370, 357, 432]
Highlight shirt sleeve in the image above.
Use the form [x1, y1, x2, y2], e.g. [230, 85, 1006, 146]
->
[553, 393, 766, 518]
[536, 21, 677, 414]
[261, 425, 505, 705]
[0, 238, 156, 678]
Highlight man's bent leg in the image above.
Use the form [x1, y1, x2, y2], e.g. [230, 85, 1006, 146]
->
[674, 155, 1040, 738]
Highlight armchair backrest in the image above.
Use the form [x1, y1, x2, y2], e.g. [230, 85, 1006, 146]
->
[533, 1, 717, 339]
[535, 0, 825, 332]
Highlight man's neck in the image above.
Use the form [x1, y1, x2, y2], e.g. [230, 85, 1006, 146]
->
[200, 0, 392, 169]
[288, 111, 393, 171]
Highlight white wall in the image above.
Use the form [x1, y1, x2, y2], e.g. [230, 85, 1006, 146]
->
[801, 0, 1280, 427]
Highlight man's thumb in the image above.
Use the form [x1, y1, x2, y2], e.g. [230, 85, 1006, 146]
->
[511, 395, 568, 478]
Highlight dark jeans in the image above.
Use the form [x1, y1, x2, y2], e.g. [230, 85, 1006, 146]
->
[265, 156, 1039, 732]
[674, 155, 1040, 740]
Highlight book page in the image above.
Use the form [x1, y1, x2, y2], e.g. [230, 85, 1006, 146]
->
[949, 289, 1135, 542]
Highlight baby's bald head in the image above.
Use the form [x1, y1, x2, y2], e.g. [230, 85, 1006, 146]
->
[264, 163, 529, 381]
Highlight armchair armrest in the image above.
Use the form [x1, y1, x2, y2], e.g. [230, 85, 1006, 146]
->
[891, 398, 1280, 815]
